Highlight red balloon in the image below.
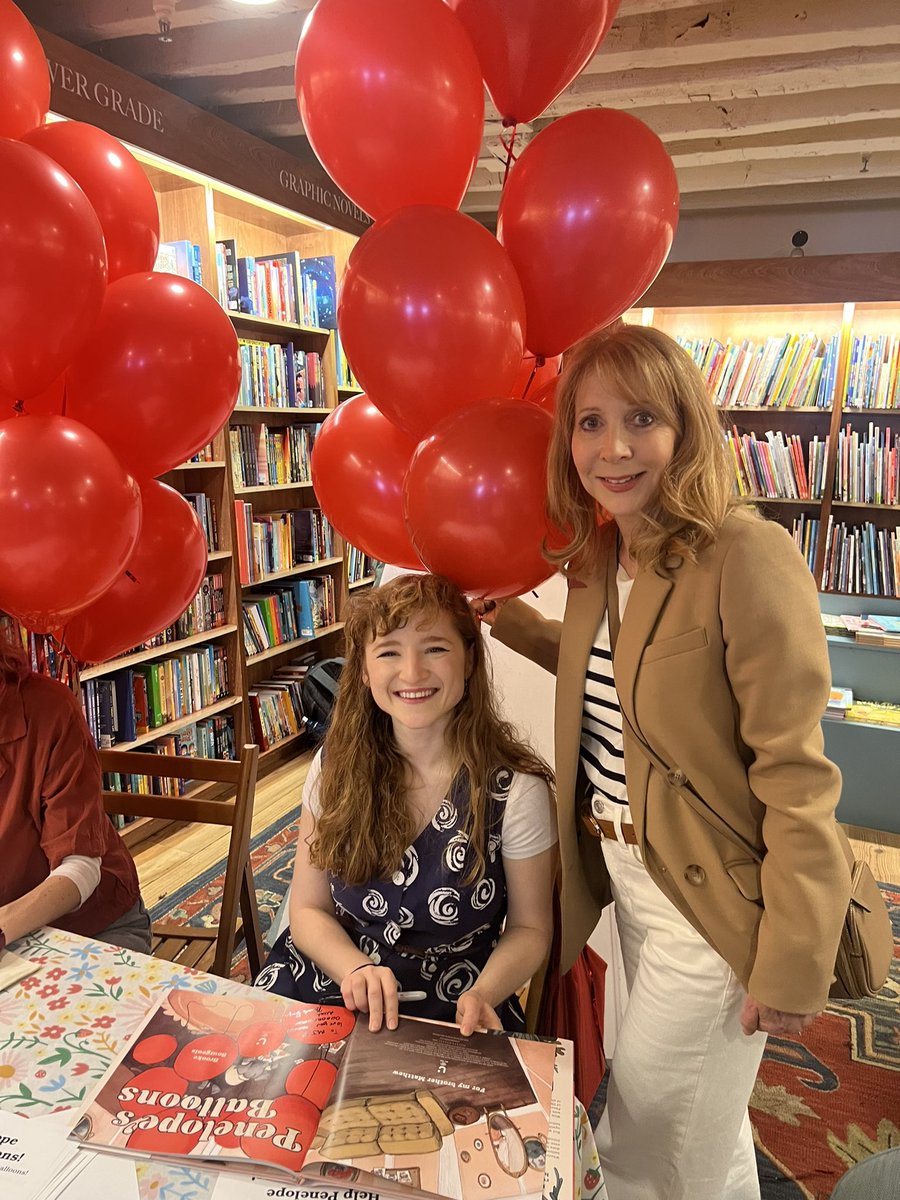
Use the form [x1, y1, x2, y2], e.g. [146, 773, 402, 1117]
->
[23, 122, 160, 283]
[0, 1, 50, 139]
[283, 1005, 356, 1044]
[498, 108, 679, 357]
[131, 1034, 178, 1066]
[0, 416, 141, 633]
[513, 353, 562, 399]
[404, 400, 556, 599]
[285, 1059, 338, 1111]
[0, 375, 65, 422]
[65, 272, 241, 480]
[296, 0, 484, 219]
[446, 0, 619, 125]
[174, 1033, 238, 1082]
[0, 139, 107, 399]
[339, 207, 526, 438]
[311, 395, 423, 569]
[63, 481, 208, 663]
[237, 1021, 285, 1060]
[526, 377, 558, 415]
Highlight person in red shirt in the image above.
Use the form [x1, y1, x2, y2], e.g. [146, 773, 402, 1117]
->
[0, 636, 150, 955]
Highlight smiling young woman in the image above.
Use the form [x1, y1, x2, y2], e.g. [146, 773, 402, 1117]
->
[254, 573, 558, 1038]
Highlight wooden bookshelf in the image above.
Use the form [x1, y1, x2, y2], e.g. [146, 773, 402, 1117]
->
[632, 252, 900, 597]
[633, 255, 900, 832]
[114, 695, 244, 752]
[72, 142, 361, 772]
[246, 623, 344, 667]
[80, 624, 239, 681]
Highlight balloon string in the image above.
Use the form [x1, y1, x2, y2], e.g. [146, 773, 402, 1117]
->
[500, 123, 518, 189]
[521, 355, 545, 399]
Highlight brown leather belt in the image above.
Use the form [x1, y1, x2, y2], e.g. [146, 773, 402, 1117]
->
[581, 810, 639, 845]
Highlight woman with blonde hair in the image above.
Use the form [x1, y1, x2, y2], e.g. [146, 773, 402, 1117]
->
[477, 324, 851, 1199]
[255, 573, 558, 1036]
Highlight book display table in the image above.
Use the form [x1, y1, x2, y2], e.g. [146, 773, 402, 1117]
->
[0, 929, 605, 1199]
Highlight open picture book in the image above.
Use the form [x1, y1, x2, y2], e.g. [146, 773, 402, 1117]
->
[69, 987, 574, 1200]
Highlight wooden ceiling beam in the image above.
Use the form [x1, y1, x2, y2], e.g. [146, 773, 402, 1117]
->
[670, 119, 900, 168]
[585, 0, 900, 72]
[21, 0, 309, 44]
[85, 12, 308, 77]
[677, 178, 900, 210]
[552, 47, 900, 111]
[591, 85, 900, 142]
[171, 65, 294, 108]
[676, 149, 900, 193]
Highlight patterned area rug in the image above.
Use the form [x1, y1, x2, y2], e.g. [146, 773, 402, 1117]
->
[153, 820, 900, 1199]
[750, 881, 900, 1200]
[149, 811, 300, 982]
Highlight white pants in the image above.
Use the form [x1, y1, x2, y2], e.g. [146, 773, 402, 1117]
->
[594, 836, 767, 1200]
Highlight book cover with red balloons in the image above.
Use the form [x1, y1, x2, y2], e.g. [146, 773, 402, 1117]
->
[67, 986, 570, 1199]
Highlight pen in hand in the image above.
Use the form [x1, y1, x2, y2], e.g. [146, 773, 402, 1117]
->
[322, 988, 427, 1004]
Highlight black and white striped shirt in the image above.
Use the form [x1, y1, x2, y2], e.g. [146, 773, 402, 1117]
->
[580, 573, 635, 817]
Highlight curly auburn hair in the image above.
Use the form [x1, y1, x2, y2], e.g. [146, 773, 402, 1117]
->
[545, 324, 742, 578]
[309, 573, 554, 886]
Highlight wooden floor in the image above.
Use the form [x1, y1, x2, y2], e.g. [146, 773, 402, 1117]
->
[132, 751, 900, 909]
[132, 751, 313, 911]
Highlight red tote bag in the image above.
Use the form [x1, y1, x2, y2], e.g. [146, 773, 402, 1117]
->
[534, 893, 607, 1108]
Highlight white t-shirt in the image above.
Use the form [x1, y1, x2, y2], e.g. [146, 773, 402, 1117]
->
[302, 749, 558, 860]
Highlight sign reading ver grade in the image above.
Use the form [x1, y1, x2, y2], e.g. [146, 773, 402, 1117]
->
[34, 26, 370, 235]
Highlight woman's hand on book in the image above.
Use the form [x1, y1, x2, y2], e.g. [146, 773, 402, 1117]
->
[340, 963, 401, 1032]
[456, 987, 502, 1037]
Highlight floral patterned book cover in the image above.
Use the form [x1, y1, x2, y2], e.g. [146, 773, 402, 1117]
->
[69, 987, 572, 1200]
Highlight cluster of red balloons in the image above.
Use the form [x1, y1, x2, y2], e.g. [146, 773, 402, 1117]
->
[298, 0, 679, 598]
[0, 0, 241, 658]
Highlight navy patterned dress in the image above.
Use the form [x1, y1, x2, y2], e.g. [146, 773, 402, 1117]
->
[254, 767, 525, 1029]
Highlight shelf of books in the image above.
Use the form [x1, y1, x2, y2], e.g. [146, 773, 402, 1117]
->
[347, 546, 381, 592]
[632, 253, 900, 831]
[630, 255, 900, 598]
[66, 148, 362, 776]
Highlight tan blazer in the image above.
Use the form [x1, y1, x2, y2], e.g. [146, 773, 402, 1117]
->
[493, 509, 851, 1014]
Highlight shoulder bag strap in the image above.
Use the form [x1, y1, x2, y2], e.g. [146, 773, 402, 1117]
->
[607, 549, 762, 865]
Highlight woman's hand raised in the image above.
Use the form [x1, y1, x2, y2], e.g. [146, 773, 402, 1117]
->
[469, 598, 508, 628]
[340, 963, 400, 1032]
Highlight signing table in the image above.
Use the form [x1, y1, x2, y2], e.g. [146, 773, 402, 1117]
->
[0, 928, 605, 1200]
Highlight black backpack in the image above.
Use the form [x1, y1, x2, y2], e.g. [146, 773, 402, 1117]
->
[302, 657, 344, 741]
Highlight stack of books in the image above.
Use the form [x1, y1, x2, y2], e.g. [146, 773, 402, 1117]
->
[825, 686, 854, 719]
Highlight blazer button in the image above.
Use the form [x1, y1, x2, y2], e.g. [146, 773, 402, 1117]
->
[667, 768, 687, 787]
[684, 864, 706, 886]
